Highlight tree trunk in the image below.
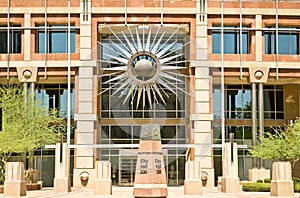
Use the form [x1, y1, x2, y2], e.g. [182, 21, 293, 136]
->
[28, 151, 34, 169]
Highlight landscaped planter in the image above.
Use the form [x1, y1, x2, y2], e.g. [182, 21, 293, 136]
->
[26, 183, 42, 191]
[25, 169, 42, 191]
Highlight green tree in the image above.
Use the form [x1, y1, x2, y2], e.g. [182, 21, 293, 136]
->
[249, 118, 300, 168]
[0, 81, 65, 183]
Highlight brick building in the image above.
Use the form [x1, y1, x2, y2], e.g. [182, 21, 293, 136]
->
[0, 0, 300, 187]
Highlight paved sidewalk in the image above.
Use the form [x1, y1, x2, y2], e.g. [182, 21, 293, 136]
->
[1, 186, 300, 198]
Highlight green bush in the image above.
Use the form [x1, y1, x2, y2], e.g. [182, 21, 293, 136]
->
[293, 178, 300, 184]
[243, 180, 300, 192]
[293, 178, 300, 192]
[294, 182, 300, 192]
[242, 182, 271, 192]
[264, 178, 271, 183]
[0, 178, 3, 185]
[256, 179, 263, 183]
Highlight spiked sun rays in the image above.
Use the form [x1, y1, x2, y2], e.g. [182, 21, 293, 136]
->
[98, 25, 190, 108]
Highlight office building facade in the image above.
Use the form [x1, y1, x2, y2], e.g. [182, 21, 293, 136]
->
[0, 0, 299, 187]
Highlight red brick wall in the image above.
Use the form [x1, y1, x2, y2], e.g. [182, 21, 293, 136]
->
[0, 0, 80, 7]
[92, 0, 195, 8]
[208, 1, 300, 10]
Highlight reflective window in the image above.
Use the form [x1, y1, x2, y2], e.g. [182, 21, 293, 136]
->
[264, 27, 299, 55]
[99, 125, 186, 145]
[226, 126, 252, 145]
[35, 84, 75, 118]
[226, 85, 252, 119]
[213, 126, 252, 146]
[263, 85, 284, 119]
[212, 84, 222, 119]
[0, 26, 21, 54]
[213, 84, 284, 120]
[212, 26, 249, 54]
[224, 85, 251, 119]
[38, 25, 75, 53]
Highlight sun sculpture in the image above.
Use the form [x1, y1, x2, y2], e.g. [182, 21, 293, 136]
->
[99, 24, 189, 108]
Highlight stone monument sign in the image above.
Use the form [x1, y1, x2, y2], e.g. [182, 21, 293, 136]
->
[133, 124, 168, 198]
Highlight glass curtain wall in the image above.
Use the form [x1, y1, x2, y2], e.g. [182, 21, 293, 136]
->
[213, 84, 284, 181]
[35, 84, 75, 118]
[98, 26, 189, 186]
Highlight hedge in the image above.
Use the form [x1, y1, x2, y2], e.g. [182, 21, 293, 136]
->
[242, 179, 300, 192]
[242, 182, 271, 192]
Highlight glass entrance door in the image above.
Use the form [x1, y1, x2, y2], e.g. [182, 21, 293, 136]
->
[119, 156, 137, 186]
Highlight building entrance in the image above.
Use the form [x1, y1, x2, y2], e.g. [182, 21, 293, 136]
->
[119, 156, 137, 186]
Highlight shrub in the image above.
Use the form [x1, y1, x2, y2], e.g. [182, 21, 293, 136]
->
[294, 182, 300, 192]
[256, 179, 263, 183]
[264, 178, 271, 183]
[243, 180, 300, 192]
[293, 178, 300, 184]
[242, 182, 270, 192]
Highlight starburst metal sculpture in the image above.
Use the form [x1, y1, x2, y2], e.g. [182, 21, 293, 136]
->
[98, 24, 189, 108]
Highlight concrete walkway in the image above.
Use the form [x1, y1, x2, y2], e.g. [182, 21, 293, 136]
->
[1, 186, 300, 198]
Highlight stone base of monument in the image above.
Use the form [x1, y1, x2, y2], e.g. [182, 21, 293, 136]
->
[134, 185, 168, 198]
[270, 181, 294, 197]
[248, 168, 270, 182]
[54, 178, 71, 193]
[94, 179, 112, 195]
[4, 181, 26, 196]
[221, 177, 240, 193]
[184, 180, 203, 195]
